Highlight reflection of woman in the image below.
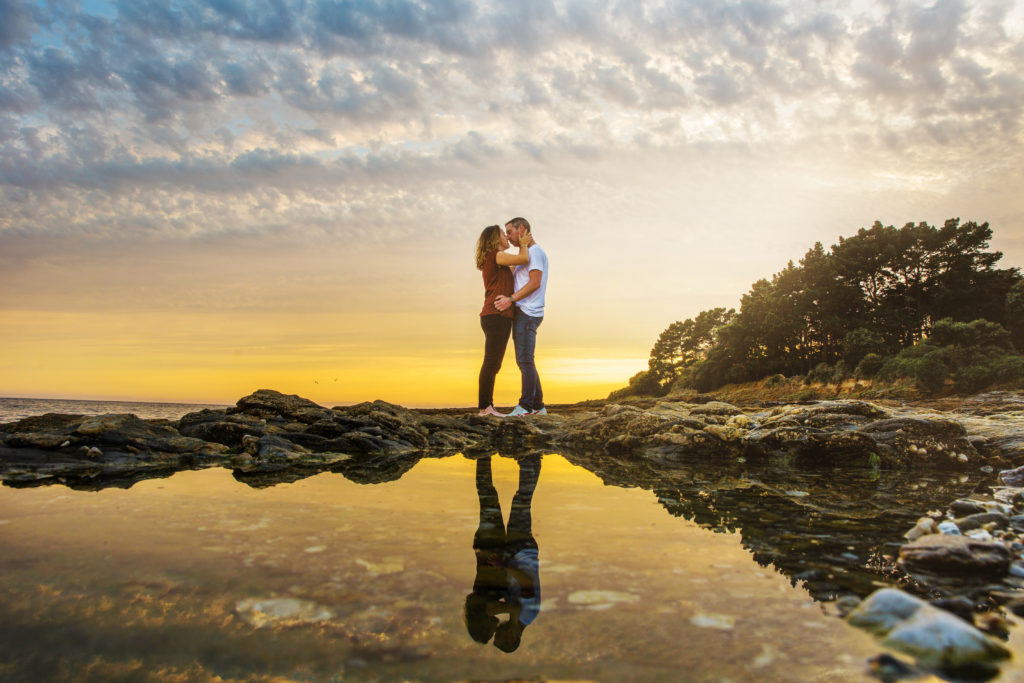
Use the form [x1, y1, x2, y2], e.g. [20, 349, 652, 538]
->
[465, 454, 542, 653]
[475, 225, 532, 417]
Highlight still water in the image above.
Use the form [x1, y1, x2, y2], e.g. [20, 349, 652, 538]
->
[1, 453, 1021, 682]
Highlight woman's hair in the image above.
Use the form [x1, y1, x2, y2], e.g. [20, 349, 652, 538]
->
[475, 225, 502, 271]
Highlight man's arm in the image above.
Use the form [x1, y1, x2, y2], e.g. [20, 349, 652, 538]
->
[495, 270, 542, 311]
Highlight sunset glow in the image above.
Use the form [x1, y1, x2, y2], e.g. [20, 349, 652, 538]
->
[2, 0, 1023, 406]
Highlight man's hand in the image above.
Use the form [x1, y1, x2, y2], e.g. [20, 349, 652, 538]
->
[495, 295, 512, 311]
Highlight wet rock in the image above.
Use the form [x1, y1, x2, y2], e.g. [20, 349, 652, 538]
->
[234, 597, 334, 628]
[688, 401, 744, 417]
[243, 434, 310, 460]
[848, 588, 1010, 674]
[999, 466, 1024, 487]
[230, 389, 331, 423]
[904, 517, 937, 541]
[177, 409, 265, 447]
[899, 534, 1012, 578]
[953, 512, 1009, 533]
[950, 499, 988, 516]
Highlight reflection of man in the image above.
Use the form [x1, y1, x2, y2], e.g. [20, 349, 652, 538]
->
[495, 217, 549, 417]
[464, 454, 542, 652]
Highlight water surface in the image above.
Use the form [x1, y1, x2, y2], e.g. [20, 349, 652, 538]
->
[2, 453, 1021, 682]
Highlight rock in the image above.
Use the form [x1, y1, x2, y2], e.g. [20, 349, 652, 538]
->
[231, 389, 331, 423]
[905, 517, 937, 541]
[953, 512, 1009, 533]
[848, 588, 1010, 673]
[999, 466, 1024, 486]
[899, 534, 1012, 578]
[234, 597, 333, 628]
[177, 409, 266, 447]
[938, 521, 961, 535]
[688, 401, 744, 417]
[950, 499, 987, 516]
[243, 434, 310, 460]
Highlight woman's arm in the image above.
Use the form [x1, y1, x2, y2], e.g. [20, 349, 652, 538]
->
[495, 232, 533, 266]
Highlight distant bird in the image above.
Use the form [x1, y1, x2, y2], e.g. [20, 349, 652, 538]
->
[333, 378, 338, 382]
[314, 380, 319, 384]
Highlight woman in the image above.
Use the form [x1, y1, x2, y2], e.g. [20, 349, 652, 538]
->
[475, 224, 532, 416]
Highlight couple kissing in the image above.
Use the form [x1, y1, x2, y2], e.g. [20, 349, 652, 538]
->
[474, 217, 549, 418]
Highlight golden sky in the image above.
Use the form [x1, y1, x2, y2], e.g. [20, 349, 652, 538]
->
[2, 0, 1024, 406]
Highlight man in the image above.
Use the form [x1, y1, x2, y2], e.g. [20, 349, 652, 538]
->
[494, 217, 549, 416]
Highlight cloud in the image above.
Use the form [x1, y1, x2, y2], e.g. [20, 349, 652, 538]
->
[0, 0, 34, 50]
[0, 0, 1022, 243]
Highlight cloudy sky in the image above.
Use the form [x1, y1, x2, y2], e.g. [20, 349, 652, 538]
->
[1, 0, 1023, 407]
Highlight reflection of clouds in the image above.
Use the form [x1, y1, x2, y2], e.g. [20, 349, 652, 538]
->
[0, 0, 1020, 240]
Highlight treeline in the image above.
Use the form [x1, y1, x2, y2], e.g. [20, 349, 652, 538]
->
[620, 219, 1024, 397]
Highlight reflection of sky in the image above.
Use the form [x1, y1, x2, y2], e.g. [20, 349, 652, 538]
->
[0, 456, 896, 680]
[2, 0, 1023, 404]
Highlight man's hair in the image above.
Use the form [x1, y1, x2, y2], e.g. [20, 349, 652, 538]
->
[505, 217, 531, 233]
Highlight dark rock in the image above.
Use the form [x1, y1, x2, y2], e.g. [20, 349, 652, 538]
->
[688, 401, 744, 417]
[230, 389, 331, 423]
[999, 466, 1024, 487]
[899, 534, 1012, 578]
[950, 499, 988, 517]
[177, 409, 266, 446]
[953, 512, 1009, 533]
[930, 596, 976, 623]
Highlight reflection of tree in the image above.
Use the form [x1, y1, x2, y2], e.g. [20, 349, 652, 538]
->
[465, 454, 541, 652]
[561, 450, 980, 602]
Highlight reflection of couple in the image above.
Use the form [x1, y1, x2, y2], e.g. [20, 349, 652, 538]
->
[464, 454, 542, 653]
[475, 217, 549, 418]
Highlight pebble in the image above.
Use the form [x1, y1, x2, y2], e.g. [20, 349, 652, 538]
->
[690, 613, 735, 630]
[234, 597, 334, 629]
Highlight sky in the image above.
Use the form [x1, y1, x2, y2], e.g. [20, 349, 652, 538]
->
[1, 0, 1023, 407]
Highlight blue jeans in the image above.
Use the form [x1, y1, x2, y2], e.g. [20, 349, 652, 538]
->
[513, 309, 544, 411]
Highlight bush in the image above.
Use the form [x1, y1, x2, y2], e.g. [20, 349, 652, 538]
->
[608, 369, 664, 399]
[914, 356, 948, 394]
[855, 353, 884, 379]
[931, 318, 1014, 351]
[843, 328, 887, 367]
[764, 373, 787, 387]
[832, 359, 851, 383]
[954, 354, 1024, 393]
[804, 362, 833, 385]
[724, 364, 747, 385]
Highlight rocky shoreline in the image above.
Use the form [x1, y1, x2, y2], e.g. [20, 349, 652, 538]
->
[6, 388, 1024, 678]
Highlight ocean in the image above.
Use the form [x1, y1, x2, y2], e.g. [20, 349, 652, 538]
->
[0, 397, 230, 423]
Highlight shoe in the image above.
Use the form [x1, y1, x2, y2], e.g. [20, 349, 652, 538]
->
[478, 406, 506, 417]
[507, 405, 532, 417]
[530, 407, 548, 416]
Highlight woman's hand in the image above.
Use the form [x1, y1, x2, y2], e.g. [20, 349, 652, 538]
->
[520, 231, 534, 248]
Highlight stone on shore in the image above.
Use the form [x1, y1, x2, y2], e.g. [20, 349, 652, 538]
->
[848, 588, 1010, 674]
[899, 534, 1012, 578]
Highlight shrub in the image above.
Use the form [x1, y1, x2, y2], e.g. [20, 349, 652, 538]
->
[855, 353, 885, 379]
[764, 373, 787, 387]
[843, 328, 887, 367]
[914, 356, 948, 394]
[953, 354, 1024, 393]
[724, 364, 747, 385]
[608, 369, 664, 399]
[832, 359, 851, 383]
[803, 362, 833, 385]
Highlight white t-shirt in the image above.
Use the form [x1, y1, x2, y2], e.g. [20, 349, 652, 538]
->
[513, 244, 548, 318]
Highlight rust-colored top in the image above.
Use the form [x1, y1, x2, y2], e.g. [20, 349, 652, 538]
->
[480, 250, 514, 318]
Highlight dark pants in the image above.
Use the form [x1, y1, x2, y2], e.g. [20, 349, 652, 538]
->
[513, 309, 544, 411]
[479, 314, 512, 409]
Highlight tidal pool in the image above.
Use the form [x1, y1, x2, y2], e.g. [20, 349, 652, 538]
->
[1, 453, 1022, 682]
